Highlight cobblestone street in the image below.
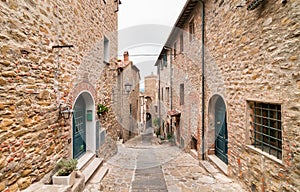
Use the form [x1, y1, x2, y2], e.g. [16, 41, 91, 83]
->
[84, 128, 246, 192]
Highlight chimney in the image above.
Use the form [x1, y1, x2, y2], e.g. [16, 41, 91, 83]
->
[124, 51, 129, 61]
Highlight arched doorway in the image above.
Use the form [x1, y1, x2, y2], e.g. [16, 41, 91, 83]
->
[146, 113, 152, 128]
[214, 96, 228, 164]
[72, 91, 95, 159]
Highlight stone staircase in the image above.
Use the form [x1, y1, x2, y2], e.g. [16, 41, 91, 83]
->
[77, 151, 109, 184]
[23, 152, 109, 192]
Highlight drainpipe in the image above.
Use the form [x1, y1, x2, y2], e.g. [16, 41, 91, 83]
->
[158, 60, 161, 133]
[200, 0, 205, 161]
[170, 51, 173, 140]
[163, 47, 173, 141]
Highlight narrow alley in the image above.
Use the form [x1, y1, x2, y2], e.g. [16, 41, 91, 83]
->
[1, 0, 299, 191]
[84, 128, 245, 192]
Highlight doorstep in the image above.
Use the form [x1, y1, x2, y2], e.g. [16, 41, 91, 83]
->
[77, 151, 94, 170]
[208, 155, 228, 175]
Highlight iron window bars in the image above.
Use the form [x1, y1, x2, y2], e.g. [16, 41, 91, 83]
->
[249, 102, 282, 159]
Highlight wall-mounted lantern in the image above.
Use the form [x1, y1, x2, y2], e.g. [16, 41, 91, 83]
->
[124, 82, 133, 94]
[59, 104, 74, 119]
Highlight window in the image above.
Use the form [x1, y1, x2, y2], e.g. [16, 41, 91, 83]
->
[130, 104, 132, 115]
[173, 42, 177, 58]
[104, 37, 109, 63]
[161, 88, 164, 101]
[249, 101, 282, 159]
[180, 84, 184, 105]
[180, 33, 184, 53]
[189, 19, 195, 42]
[166, 87, 170, 103]
[155, 105, 158, 113]
[163, 53, 167, 67]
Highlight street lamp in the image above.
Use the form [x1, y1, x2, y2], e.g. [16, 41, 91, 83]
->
[59, 104, 74, 119]
[124, 82, 132, 94]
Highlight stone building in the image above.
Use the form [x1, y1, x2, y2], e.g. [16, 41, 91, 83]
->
[139, 93, 146, 133]
[114, 51, 140, 142]
[156, 0, 300, 191]
[143, 73, 158, 129]
[0, 0, 121, 191]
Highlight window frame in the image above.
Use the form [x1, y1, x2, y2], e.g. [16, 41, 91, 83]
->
[180, 33, 184, 53]
[103, 36, 110, 64]
[173, 42, 177, 58]
[163, 53, 168, 68]
[248, 101, 282, 160]
[166, 87, 170, 103]
[189, 18, 195, 42]
[180, 84, 184, 105]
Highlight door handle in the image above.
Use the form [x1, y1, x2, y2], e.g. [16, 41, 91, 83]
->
[217, 121, 221, 125]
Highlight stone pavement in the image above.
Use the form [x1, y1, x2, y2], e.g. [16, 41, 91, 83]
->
[84, 128, 246, 192]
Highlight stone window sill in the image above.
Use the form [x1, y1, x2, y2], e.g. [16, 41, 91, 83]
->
[246, 145, 283, 165]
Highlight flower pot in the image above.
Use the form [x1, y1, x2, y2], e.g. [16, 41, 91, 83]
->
[52, 171, 76, 186]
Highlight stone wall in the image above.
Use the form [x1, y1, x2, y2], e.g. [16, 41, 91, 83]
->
[159, 12, 203, 150]
[144, 74, 158, 127]
[0, 0, 119, 191]
[159, 0, 300, 191]
[113, 62, 140, 142]
[204, 1, 299, 191]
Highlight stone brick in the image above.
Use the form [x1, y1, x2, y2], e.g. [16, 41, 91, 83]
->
[0, 181, 5, 191]
[17, 177, 31, 190]
[1, 71, 16, 77]
[0, 103, 5, 110]
[0, 119, 14, 128]
[8, 182, 18, 192]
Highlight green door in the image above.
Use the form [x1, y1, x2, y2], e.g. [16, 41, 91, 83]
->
[73, 95, 86, 159]
[215, 97, 228, 164]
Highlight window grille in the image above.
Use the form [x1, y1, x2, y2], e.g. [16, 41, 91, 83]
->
[249, 102, 282, 159]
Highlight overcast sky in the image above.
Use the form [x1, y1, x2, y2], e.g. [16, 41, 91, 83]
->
[118, 0, 186, 87]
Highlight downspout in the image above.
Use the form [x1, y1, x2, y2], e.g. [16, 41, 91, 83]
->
[170, 50, 173, 141]
[158, 60, 161, 133]
[200, 0, 205, 160]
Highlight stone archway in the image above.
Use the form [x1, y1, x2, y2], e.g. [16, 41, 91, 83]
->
[146, 112, 152, 128]
[72, 91, 96, 159]
[208, 94, 228, 164]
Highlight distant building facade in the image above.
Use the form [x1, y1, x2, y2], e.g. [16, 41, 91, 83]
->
[139, 93, 146, 133]
[114, 52, 140, 142]
[143, 74, 158, 129]
[156, 0, 300, 191]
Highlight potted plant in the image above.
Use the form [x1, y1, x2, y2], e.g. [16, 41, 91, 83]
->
[97, 104, 108, 117]
[52, 158, 78, 186]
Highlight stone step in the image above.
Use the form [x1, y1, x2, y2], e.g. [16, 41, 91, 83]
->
[23, 183, 71, 192]
[77, 152, 94, 170]
[199, 160, 220, 174]
[89, 164, 109, 184]
[81, 157, 103, 183]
